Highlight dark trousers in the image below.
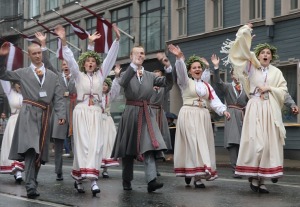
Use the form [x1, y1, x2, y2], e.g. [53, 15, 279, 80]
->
[122, 151, 157, 184]
[24, 148, 40, 194]
[53, 138, 64, 175]
[228, 144, 240, 172]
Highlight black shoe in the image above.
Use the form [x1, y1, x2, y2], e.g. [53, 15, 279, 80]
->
[102, 172, 109, 178]
[250, 183, 259, 192]
[185, 177, 192, 185]
[271, 178, 278, 183]
[56, 174, 63, 181]
[147, 179, 164, 193]
[74, 181, 85, 193]
[14, 175, 23, 184]
[194, 181, 205, 188]
[91, 184, 101, 196]
[122, 180, 132, 191]
[232, 174, 242, 179]
[258, 185, 269, 194]
[27, 191, 40, 199]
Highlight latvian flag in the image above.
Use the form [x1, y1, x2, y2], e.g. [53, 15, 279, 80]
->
[6, 43, 23, 71]
[95, 18, 112, 54]
[78, 4, 113, 53]
[34, 20, 64, 60]
[57, 14, 89, 40]
[19, 33, 41, 46]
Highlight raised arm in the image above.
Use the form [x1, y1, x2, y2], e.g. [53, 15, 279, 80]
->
[35, 32, 59, 75]
[109, 65, 121, 101]
[87, 31, 101, 51]
[228, 24, 260, 71]
[54, 25, 80, 79]
[0, 43, 21, 82]
[199, 57, 211, 82]
[211, 54, 226, 92]
[156, 52, 173, 92]
[101, 24, 120, 79]
[168, 44, 189, 89]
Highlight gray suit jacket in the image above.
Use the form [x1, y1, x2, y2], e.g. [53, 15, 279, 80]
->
[51, 74, 76, 139]
[214, 69, 248, 147]
[0, 56, 66, 163]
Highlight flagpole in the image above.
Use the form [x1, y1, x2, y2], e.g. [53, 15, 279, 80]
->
[118, 28, 135, 42]
[30, 18, 82, 52]
[74, 1, 135, 42]
[10, 27, 56, 55]
[22, 50, 28, 54]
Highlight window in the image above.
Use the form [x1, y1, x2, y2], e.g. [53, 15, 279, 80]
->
[249, 0, 261, 20]
[85, 16, 97, 52]
[279, 64, 298, 123]
[46, 0, 59, 11]
[29, 0, 40, 17]
[65, 0, 76, 4]
[177, 0, 187, 36]
[65, 24, 80, 60]
[140, 0, 165, 53]
[291, 0, 300, 10]
[213, 0, 223, 28]
[86, 17, 97, 35]
[111, 6, 133, 58]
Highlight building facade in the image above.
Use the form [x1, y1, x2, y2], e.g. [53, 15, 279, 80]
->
[10, 0, 300, 154]
[0, 0, 24, 116]
[167, 0, 300, 156]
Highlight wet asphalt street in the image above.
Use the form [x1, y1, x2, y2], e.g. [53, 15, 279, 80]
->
[0, 156, 300, 207]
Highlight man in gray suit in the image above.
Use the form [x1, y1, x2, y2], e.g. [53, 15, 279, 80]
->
[0, 42, 66, 199]
[51, 59, 76, 181]
[112, 46, 173, 193]
[212, 54, 248, 178]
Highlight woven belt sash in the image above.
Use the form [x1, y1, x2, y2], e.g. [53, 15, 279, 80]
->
[126, 100, 160, 159]
[23, 99, 50, 166]
[228, 104, 246, 119]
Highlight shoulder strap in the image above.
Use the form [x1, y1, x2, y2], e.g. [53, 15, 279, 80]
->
[202, 81, 214, 100]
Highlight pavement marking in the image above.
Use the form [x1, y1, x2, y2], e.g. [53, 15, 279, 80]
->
[0, 192, 70, 207]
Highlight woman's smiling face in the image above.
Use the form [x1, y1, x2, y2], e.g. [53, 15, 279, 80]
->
[189, 62, 203, 80]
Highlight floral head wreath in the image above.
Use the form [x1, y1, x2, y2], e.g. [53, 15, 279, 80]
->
[104, 78, 112, 90]
[185, 55, 206, 71]
[77, 51, 102, 72]
[254, 43, 279, 62]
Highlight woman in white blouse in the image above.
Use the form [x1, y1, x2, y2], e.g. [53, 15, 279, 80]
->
[0, 80, 24, 182]
[168, 44, 230, 189]
[55, 24, 120, 196]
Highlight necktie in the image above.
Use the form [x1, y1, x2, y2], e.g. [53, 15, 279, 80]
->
[137, 70, 143, 83]
[35, 68, 43, 82]
[235, 84, 241, 94]
[66, 75, 70, 82]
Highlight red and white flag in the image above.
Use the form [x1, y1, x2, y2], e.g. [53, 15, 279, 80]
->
[78, 4, 113, 53]
[19, 33, 41, 46]
[33, 20, 63, 60]
[6, 43, 23, 71]
[95, 18, 112, 54]
[57, 13, 89, 40]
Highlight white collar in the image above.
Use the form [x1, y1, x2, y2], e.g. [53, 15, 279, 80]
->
[30, 63, 45, 73]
